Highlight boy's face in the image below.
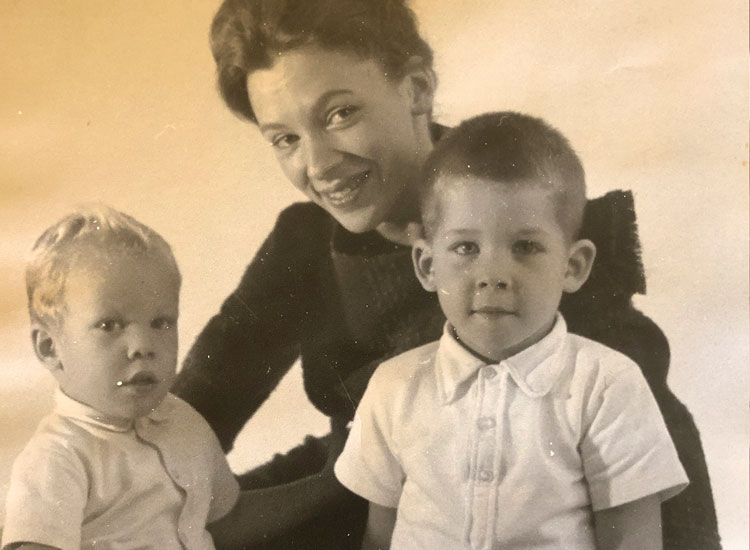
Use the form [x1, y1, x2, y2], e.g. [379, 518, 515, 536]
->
[43, 249, 179, 421]
[413, 177, 594, 362]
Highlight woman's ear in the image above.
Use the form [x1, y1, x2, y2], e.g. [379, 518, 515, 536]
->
[412, 239, 438, 292]
[563, 239, 597, 294]
[31, 325, 62, 372]
[401, 56, 436, 116]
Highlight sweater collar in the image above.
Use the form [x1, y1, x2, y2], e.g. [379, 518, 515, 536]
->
[436, 313, 569, 404]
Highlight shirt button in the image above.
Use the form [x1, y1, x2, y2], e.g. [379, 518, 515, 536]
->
[482, 366, 497, 379]
[478, 470, 494, 482]
[477, 417, 496, 430]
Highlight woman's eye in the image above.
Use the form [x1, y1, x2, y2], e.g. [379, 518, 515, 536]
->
[152, 317, 175, 330]
[452, 242, 479, 255]
[271, 134, 299, 150]
[513, 240, 544, 255]
[95, 319, 122, 332]
[326, 105, 359, 127]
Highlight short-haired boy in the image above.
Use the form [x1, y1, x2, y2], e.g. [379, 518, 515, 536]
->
[2, 206, 241, 550]
[335, 112, 688, 550]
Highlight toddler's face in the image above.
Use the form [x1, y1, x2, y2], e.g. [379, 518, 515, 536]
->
[49, 250, 179, 421]
[415, 177, 591, 362]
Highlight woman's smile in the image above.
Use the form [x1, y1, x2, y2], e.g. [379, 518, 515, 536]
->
[316, 170, 371, 208]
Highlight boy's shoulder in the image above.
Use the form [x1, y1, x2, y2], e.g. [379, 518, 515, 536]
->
[564, 331, 643, 382]
[369, 339, 442, 390]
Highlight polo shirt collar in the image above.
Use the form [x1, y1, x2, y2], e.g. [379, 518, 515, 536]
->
[436, 312, 568, 404]
[54, 389, 173, 432]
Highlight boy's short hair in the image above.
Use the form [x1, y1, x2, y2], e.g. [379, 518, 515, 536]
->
[421, 112, 586, 241]
[26, 204, 180, 328]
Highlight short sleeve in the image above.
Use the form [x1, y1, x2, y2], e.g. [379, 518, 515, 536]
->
[2, 436, 87, 550]
[334, 368, 405, 508]
[581, 362, 689, 511]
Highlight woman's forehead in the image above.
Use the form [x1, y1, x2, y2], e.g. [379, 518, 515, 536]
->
[247, 46, 395, 121]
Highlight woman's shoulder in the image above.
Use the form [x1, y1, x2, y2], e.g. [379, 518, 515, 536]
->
[276, 201, 334, 233]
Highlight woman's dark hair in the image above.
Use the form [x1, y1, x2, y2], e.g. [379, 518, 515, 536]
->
[210, 0, 434, 122]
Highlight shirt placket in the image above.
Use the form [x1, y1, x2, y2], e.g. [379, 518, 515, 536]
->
[468, 364, 507, 550]
[135, 421, 190, 549]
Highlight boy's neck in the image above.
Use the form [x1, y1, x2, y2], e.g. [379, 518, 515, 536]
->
[449, 315, 558, 364]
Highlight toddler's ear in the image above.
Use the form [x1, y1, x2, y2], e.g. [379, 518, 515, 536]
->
[563, 239, 597, 293]
[412, 239, 438, 292]
[31, 325, 62, 372]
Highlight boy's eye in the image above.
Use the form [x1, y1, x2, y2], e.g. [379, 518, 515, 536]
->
[326, 105, 359, 127]
[271, 134, 299, 150]
[512, 240, 544, 255]
[451, 242, 479, 255]
[151, 317, 175, 330]
[95, 319, 123, 332]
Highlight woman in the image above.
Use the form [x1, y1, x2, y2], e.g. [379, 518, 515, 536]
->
[173, 0, 720, 548]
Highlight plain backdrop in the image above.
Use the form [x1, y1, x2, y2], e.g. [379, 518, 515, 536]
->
[1, 1, 748, 547]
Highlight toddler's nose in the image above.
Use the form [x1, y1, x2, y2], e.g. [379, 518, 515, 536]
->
[127, 329, 156, 361]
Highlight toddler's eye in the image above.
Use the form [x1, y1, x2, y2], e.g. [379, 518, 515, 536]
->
[95, 319, 123, 332]
[452, 242, 479, 255]
[512, 240, 544, 255]
[152, 317, 175, 330]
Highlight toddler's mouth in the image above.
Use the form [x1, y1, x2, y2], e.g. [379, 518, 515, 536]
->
[117, 372, 158, 388]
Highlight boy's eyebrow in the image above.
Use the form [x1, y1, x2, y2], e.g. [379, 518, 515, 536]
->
[514, 227, 548, 236]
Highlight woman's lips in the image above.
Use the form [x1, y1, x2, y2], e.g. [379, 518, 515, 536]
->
[320, 171, 369, 207]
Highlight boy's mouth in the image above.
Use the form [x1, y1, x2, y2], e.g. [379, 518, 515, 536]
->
[472, 306, 517, 317]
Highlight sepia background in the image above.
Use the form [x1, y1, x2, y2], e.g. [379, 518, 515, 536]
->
[1, 0, 748, 547]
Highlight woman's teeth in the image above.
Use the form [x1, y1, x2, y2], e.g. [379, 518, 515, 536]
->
[325, 173, 368, 206]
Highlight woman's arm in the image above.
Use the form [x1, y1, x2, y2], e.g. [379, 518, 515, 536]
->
[593, 494, 662, 550]
[172, 203, 332, 450]
[360, 503, 397, 550]
[208, 466, 350, 548]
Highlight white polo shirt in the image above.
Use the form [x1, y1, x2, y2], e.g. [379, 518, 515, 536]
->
[2, 390, 239, 550]
[335, 314, 688, 550]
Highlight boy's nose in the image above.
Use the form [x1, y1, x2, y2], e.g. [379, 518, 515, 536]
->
[477, 279, 508, 290]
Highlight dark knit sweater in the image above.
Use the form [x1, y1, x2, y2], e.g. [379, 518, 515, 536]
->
[174, 195, 720, 550]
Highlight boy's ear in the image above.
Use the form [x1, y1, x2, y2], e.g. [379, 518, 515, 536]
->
[412, 239, 438, 292]
[563, 239, 597, 294]
[31, 325, 62, 372]
[401, 56, 436, 117]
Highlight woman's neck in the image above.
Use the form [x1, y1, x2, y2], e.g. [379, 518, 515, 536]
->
[375, 118, 435, 246]
[376, 219, 423, 246]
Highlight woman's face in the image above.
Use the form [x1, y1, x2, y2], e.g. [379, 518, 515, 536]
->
[247, 45, 434, 234]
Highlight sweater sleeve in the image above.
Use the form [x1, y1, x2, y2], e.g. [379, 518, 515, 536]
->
[172, 203, 332, 452]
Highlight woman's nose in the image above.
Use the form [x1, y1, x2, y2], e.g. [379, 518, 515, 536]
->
[304, 134, 343, 182]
